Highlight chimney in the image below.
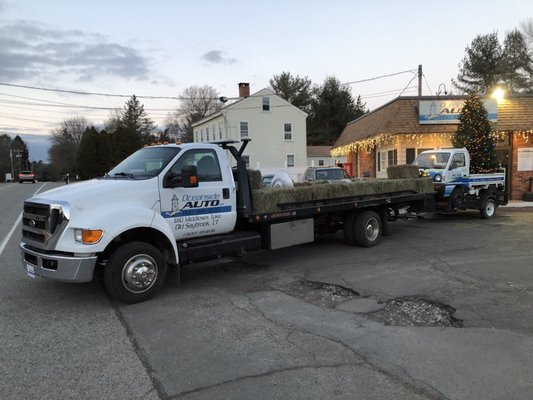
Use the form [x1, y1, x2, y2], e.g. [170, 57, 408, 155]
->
[238, 82, 250, 98]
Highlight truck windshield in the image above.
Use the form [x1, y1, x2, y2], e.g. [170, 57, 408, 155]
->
[107, 146, 181, 179]
[413, 152, 450, 169]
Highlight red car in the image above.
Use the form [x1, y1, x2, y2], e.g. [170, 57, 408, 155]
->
[18, 170, 35, 183]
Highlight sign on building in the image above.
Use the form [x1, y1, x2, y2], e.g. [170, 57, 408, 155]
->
[419, 99, 497, 124]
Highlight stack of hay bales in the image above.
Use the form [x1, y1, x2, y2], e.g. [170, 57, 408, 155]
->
[386, 164, 421, 179]
[251, 175, 434, 213]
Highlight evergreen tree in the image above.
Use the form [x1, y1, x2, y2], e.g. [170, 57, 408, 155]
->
[78, 127, 113, 179]
[11, 135, 30, 174]
[307, 76, 366, 145]
[0, 134, 12, 180]
[111, 126, 142, 166]
[120, 95, 156, 144]
[269, 72, 313, 113]
[452, 93, 498, 173]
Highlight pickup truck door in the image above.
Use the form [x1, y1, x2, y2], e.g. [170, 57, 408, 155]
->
[448, 152, 468, 183]
[160, 148, 237, 240]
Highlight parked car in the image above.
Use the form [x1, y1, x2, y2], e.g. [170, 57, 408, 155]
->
[261, 174, 274, 187]
[302, 166, 351, 183]
[18, 170, 35, 183]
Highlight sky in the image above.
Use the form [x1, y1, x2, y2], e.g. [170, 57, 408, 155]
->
[0, 0, 531, 161]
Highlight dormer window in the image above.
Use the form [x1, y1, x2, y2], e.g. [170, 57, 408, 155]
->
[262, 96, 270, 111]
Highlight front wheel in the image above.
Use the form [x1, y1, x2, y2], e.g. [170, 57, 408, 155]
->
[104, 242, 167, 303]
[480, 197, 497, 219]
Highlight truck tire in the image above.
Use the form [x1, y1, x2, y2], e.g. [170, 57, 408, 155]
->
[104, 242, 167, 303]
[480, 197, 497, 219]
[353, 211, 382, 247]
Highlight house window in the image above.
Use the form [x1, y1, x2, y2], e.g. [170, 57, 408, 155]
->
[206, 126, 210, 141]
[284, 123, 293, 141]
[388, 149, 398, 167]
[286, 154, 295, 167]
[407, 148, 432, 164]
[200, 129, 204, 142]
[318, 159, 324, 166]
[262, 96, 270, 111]
[218, 122, 223, 140]
[240, 121, 249, 139]
[242, 155, 250, 169]
[418, 148, 432, 155]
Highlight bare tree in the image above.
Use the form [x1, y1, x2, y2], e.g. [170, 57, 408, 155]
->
[104, 108, 123, 132]
[166, 85, 223, 142]
[48, 116, 91, 177]
[520, 18, 533, 51]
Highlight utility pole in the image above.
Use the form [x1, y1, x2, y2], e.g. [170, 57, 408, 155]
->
[418, 64, 423, 97]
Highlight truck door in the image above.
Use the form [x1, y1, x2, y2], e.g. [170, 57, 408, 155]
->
[160, 148, 237, 240]
[448, 152, 468, 183]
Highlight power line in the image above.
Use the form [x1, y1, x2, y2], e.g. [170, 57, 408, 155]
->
[343, 69, 417, 86]
[0, 82, 183, 100]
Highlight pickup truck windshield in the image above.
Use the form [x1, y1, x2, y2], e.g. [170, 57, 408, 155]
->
[107, 146, 181, 179]
[413, 152, 450, 169]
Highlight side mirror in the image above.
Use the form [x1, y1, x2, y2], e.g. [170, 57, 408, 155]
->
[163, 165, 199, 188]
[181, 165, 199, 188]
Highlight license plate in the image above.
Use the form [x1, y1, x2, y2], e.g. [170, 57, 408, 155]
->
[26, 264, 35, 278]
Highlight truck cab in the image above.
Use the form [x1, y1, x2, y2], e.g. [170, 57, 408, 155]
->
[412, 148, 470, 199]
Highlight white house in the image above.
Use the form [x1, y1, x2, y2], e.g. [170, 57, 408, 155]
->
[191, 83, 308, 179]
[307, 146, 346, 167]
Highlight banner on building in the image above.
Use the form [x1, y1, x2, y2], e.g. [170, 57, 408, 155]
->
[419, 99, 497, 124]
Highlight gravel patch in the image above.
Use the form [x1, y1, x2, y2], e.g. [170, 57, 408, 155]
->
[288, 280, 359, 307]
[369, 296, 462, 327]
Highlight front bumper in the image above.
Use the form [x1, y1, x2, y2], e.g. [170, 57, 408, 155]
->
[20, 243, 97, 282]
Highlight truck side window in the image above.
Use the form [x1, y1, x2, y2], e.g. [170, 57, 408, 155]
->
[451, 153, 465, 169]
[170, 149, 222, 182]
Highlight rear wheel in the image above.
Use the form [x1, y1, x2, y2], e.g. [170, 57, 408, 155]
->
[353, 211, 382, 247]
[104, 242, 167, 303]
[480, 197, 497, 219]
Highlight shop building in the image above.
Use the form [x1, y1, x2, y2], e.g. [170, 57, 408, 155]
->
[332, 95, 533, 200]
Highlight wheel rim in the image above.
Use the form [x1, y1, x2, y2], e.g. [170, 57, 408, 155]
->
[485, 201, 496, 217]
[365, 218, 380, 241]
[121, 254, 158, 294]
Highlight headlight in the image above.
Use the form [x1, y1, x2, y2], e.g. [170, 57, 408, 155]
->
[74, 228, 104, 244]
[433, 174, 442, 182]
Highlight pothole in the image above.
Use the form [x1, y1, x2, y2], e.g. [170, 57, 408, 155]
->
[369, 296, 462, 327]
[288, 280, 359, 307]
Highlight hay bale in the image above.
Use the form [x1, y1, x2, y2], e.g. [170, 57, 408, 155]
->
[251, 177, 434, 213]
[387, 165, 420, 179]
[247, 169, 262, 190]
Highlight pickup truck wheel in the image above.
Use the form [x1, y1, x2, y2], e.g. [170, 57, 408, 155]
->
[480, 197, 497, 219]
[104, 242, 167, 303]
[353, 211, 382, 247]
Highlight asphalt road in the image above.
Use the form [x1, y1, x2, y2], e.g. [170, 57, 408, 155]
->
[1, 181, 533, 399]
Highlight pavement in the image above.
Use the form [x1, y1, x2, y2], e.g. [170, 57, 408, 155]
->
[502, 200, 533, 207]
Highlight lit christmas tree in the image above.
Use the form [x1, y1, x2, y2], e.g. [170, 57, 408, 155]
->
[452, 92, 498, 173]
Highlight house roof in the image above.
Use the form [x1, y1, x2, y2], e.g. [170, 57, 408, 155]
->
[333, 96, 463, 150]
[333, 94, 533, 154]
[307, 146, 332, 157]
[191, 88, 308, 127]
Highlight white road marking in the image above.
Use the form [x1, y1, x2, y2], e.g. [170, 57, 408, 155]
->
[0, 183, 49, 256]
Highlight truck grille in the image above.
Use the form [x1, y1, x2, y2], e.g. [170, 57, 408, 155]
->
[22, 200, 69, 250]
